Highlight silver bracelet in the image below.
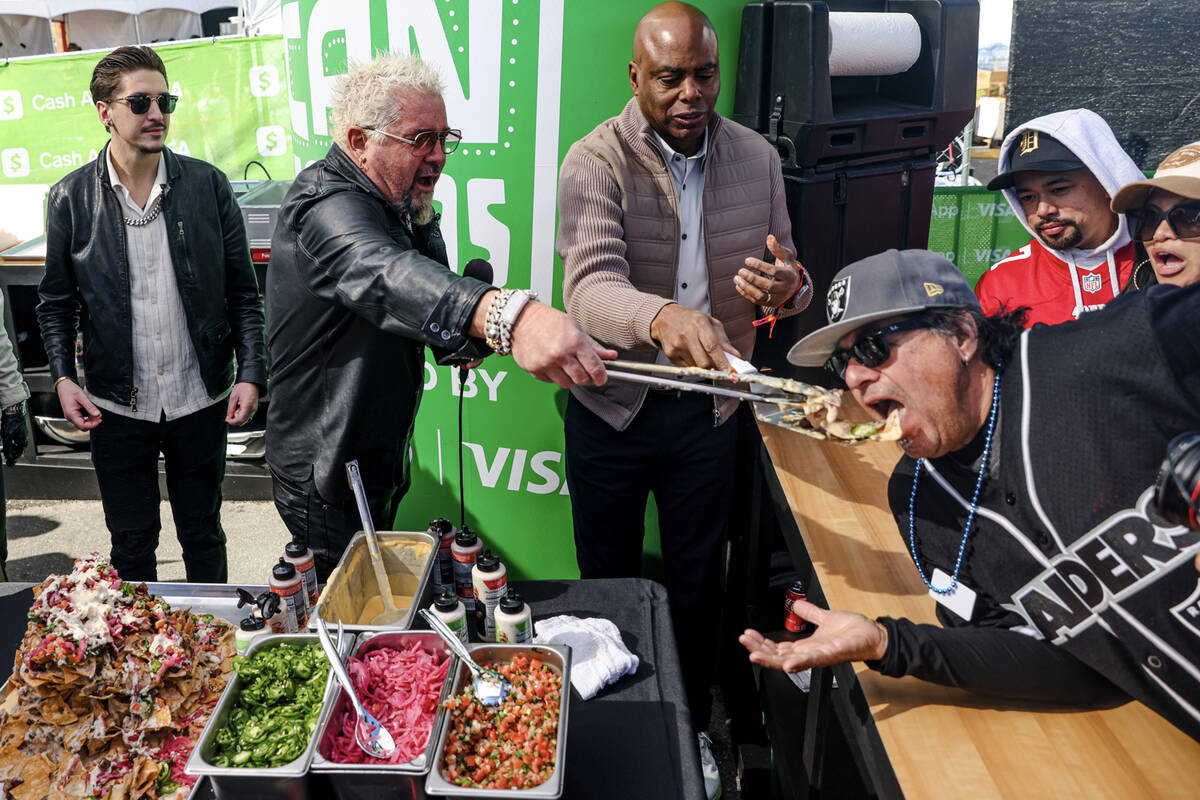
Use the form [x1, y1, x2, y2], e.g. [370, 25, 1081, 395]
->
[484, 289, 537, 356]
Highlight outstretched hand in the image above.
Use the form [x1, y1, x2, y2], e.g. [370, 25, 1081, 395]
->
[510, 301, 616, 388]
[735, 234, 805, 308]
[739, 599, 889, 672]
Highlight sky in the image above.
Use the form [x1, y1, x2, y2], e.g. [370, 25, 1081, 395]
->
[978, 0, 1014, 47]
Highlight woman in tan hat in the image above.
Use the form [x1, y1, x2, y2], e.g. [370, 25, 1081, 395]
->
[1111, 142, 1200, 289]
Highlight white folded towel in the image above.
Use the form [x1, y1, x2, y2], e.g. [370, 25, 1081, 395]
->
[533, 615, 639, 700]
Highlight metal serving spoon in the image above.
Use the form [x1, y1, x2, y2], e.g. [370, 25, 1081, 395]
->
[419, 608, 511, 707]
[345, 460, 405, 625]
[315, 615, 397, 759]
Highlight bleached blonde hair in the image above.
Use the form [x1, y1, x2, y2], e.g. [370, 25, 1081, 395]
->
[331, 53, 445, 149]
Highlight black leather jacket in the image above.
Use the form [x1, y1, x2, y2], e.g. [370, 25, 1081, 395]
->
[37, 144, 267, 408]
[265, 145, 492, 506]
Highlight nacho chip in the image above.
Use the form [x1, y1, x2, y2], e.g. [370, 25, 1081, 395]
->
[11, 753, 55, 800]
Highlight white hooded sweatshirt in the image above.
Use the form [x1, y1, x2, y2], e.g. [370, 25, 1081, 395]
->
[977, 109, 1145, 325]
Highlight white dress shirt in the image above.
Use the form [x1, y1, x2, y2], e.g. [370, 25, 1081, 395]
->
[95, 148, 221, 421]
[651, 129, 709, 368]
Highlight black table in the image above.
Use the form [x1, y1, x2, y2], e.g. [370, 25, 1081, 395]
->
[0, 577, 704, 799]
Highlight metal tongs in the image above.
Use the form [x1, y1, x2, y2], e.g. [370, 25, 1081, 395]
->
[605, 358, 840, 408]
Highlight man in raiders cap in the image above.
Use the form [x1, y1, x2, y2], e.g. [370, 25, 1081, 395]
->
[976, 109, 1143, 326]
[742, 249, 1200, 741]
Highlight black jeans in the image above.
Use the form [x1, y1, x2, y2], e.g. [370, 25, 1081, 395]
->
[564, 390, 739, 730]
[0, 463, 7, 581]
[89, 402, 228, 583]
[271, 467, 395, 582]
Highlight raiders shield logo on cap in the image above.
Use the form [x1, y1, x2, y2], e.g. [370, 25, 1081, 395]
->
[826, 277, 850, 323]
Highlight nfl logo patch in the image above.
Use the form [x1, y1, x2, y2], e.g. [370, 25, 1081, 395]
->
[826, 277, 850, 323]
[1082, 272, 1103, 294]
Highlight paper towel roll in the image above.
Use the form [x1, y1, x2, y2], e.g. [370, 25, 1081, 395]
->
[828, 12, 921, 77]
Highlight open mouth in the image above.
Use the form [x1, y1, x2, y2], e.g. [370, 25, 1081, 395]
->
[1151, 249, 1185, 275]
[866, 397, 902, 421]
[414, 173, 440, 192]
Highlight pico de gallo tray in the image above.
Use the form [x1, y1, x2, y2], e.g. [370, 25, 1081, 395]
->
[438, 653, 563, 791]
[0, 555, 235, 800]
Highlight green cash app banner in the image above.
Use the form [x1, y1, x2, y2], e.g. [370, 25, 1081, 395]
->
[927, 186, 1031, 288]
[0, 37, 294, 188]
[282, 0, 749, 579]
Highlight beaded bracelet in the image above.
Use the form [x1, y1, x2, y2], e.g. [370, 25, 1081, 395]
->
[483, 289, 537, 356]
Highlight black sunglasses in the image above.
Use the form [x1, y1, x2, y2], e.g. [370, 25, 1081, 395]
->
[110, 93, 178, 115]
[824, 317, 932, 388]
[1125, 202, 1200, 242]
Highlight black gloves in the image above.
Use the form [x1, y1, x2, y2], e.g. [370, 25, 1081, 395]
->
[2, 402, 28, 466]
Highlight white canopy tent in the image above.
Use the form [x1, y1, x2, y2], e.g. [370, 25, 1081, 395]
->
[0, 1, 245, 55]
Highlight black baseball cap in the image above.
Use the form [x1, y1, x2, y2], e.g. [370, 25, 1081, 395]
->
[986, 130, 1087, 191]
[786, 249, 980, 367]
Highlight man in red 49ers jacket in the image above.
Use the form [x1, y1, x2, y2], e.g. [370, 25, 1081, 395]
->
[977, 109, 1144, 327]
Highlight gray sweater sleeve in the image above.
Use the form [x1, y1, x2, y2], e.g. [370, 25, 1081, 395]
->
[0, 290, 29, 407]
[556, 147, 674, 351]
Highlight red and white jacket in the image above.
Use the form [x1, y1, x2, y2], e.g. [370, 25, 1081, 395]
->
[975, 239, 1136, 327]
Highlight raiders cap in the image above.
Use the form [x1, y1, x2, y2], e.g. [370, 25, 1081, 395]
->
[786, 249, 980, 367]
[1111, 141, 1200, 211]
[986, 130, 1087, 191]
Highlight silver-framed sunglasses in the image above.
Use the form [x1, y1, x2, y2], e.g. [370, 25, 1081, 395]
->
[362, 126, 463, 156]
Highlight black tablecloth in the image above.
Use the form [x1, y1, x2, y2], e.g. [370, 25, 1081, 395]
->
[0, 578, 705, 800]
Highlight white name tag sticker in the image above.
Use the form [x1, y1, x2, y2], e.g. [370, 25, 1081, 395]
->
[929, 568, 977, 622]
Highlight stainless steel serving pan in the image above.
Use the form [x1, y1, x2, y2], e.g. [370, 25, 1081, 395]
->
[311, 630, 459, 800]
[185, 632, 349, 800]
[310, 531, 439, 634]
[424, 643, 571, 800]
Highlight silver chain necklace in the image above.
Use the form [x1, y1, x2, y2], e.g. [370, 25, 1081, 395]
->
[123, 194, 164, 227]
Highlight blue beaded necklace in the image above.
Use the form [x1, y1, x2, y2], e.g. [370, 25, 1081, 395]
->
[907, 364, 1001, 596]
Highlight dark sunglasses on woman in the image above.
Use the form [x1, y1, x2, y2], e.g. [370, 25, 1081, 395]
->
[1125, 202, 1200, 242]
[824, 316, 932, 389]
[109, 93, 179, 115]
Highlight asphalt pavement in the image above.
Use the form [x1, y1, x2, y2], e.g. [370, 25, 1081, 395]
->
[4, 498, 288, 585]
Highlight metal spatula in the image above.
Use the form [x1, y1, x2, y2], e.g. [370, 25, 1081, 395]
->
[345, 460, 405, 625]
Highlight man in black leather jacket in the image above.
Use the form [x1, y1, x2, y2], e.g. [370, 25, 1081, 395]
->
[267, 53, 613, 580]
[37, 46, 267, 583]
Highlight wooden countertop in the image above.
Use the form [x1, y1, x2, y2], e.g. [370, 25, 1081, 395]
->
[759, 420, 1200, 799]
